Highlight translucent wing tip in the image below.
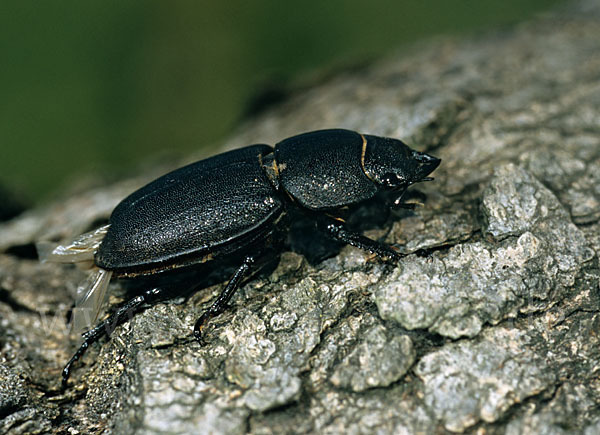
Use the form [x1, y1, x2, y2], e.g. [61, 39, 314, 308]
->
[36, 241, 60, 263]
[36, 224, 110, 266]
[71, 268, 113, 337]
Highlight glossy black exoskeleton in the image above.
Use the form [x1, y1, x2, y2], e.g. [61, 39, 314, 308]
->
[41, 129, 440, 387]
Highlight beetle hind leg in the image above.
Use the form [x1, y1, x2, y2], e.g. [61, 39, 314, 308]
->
[62, 286, 172, 389]
[316, 215, 404, 263]
[194, 254, 255, 344]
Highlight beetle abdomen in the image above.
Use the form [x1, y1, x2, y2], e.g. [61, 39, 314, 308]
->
[274, 129, 378, 210]
[95, 145, 283, 272]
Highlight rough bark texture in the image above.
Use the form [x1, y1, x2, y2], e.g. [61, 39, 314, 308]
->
[2, 1, 600, 433]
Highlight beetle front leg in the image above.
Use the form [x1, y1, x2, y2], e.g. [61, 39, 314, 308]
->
[194, 254, 255, 344]
[316, 215, 405, 263]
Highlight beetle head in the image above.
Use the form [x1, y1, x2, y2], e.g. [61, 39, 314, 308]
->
[362, 135, 440, 206]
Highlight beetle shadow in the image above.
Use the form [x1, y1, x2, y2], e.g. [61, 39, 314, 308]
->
[115, 243, 283, 306]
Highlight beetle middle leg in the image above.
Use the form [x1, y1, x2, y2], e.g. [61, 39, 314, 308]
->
[62, 286, 173, 388]
[193, 254, 257, 344]
[315, 214, 405, 263]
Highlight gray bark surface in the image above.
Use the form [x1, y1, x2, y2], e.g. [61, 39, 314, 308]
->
[2, 0, 600, 433]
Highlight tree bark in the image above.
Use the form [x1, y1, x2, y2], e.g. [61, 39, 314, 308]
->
[2, 0, 600, 433]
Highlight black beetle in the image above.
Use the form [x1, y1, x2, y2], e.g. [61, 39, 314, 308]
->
[39, 128, 440, 387]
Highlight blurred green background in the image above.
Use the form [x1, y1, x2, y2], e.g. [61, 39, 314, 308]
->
[1, 0, 563, 203]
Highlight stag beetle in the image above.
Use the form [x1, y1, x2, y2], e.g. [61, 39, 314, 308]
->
[39, 128, 440, 387]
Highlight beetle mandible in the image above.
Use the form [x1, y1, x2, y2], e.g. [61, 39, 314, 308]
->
[39, 128, 440, 387]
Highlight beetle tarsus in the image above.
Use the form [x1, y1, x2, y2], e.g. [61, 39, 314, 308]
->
[194, 255, 255, 344]
[62, 342, 89, 389]
[61, 287, 170, 388]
